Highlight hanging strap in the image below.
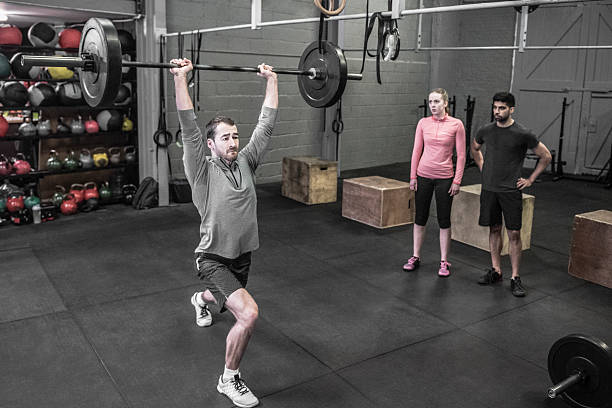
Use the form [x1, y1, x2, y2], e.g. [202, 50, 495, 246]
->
[153, 36, 172, 148]
[331, 99, 344, 162]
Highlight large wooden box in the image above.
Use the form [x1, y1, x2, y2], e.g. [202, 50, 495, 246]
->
[342, 176, 414, 228]
[281, 156, 337, 205]
[568, 210, 612, 288]
[450, 184, 534, 255]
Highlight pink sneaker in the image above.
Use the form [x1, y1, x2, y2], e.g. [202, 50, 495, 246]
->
[403, 256, 420, 271]
[438, 261, 451, 277]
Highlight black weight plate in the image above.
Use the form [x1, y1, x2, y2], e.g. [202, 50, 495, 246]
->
[548, 334, 612, 408]
[79, 18, 122, 107]
[298, 40, 347, 108]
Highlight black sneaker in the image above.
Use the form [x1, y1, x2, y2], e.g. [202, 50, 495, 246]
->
[477, 268, 502, 285]
[511, 276, 526, 297]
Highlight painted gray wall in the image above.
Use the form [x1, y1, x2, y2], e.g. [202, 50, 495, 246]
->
[429, 0, 516, 135]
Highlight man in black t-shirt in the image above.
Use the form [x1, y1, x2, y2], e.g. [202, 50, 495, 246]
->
[471, 92, 552, 297]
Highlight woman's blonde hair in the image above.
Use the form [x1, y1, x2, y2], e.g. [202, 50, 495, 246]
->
[430, 88, 449, 114]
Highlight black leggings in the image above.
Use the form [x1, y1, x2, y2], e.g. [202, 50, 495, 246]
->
[414, 176, 454, 228]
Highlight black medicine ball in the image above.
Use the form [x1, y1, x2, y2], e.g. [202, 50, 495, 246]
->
[114, 83, 131, 105]
[117, 29, 135, 51]
[0, 81, 28, 106]
[96, 109, 122, 131]
[10, 53, 42, 79]
[28, 22, 58, 47]
[56, 82, 84, 105]
[0, 53, 11, 79]
[28, 82, 58, 107]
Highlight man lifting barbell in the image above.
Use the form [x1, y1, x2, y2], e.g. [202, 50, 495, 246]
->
[171, 57, 277, 408]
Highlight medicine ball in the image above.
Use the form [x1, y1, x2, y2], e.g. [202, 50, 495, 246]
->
[0, 25, 22, 45]
[56, 82, 84, 106]
[0, 81, 28, 106]
[117, 29, 135, 51]
[10, 53, 42, 79]
[96, 109, 122, 131]
[0, 54, 11, 79]
[114, 83, 131, 105]
[28, 22, 58, 48]
[46, 66, 74, 80]
[0, 115, 9, 137]
[58, 28, 81, 49]
[28, 82, 58, 107]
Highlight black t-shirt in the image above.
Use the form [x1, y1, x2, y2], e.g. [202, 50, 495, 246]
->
[475, 121, 539, 192]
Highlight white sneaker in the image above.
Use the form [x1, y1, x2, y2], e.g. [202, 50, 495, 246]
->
[190, 292, 212, 327]
[217, 374, 259, 408]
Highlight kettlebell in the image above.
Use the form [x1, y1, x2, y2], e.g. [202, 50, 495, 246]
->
[93, 147, 109, 168]
[85, 116, 99, 133]
[60, 194, 78, 215]
[0, 154, 12, 176]
[81, 198, 99, 213]
[109, 146, 122, 166]
[63, 150, 79, 171]
[70, 116, 85, 134]
[51, 185, 65, 208]
[79, 148, 94, 169]
[24, 189, 40, 209]
[124, 145, 136, 165]
[6, 192, 25, 213]
[69, 183, 85, 204]
[122, 184, 137, 205]
[13, 153, 32, 175]
[36, 119, 51, 136]
[122, 115, 134, 132]
[56, 117, 70, 133]
[84, 182, 99, 200]
[46, 150, 62, 171]
[18, 118, 37, 137]
[99, 182, 112, 202]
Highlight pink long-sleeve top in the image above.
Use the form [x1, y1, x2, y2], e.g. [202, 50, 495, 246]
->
[410, 114, 466, 185]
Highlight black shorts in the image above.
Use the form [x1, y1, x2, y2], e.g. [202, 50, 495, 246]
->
[414, 176, 454, 229]
[478, 189, 522, 230]
[194, 252, 252, 313]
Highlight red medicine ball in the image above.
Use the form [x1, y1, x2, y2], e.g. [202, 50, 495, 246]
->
[0, 115, 9, 138]
[58, 28, 81, 49]
[0, 25, 22, 45]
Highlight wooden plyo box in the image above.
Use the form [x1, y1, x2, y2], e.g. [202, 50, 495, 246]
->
[450, 184, 534, 255]
[342, 176, 414, 228]
[568, 210, 612, 289]
[281, 156, 337, 205]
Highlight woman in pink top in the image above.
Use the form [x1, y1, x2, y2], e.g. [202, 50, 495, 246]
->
[403, 88, 466, 277]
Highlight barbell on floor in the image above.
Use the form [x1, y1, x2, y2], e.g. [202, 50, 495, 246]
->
[20, 18, 362, 109]
[547, 334, 612, 408]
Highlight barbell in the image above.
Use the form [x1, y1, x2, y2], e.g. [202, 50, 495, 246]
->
[547, 334, 612, 408]
[20, 18, 362, 109]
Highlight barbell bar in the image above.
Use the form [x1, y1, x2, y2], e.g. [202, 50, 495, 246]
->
[20, 17, 362, 109]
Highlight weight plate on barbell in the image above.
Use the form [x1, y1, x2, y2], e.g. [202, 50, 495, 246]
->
[79, 18, 122, 107]
[297, 40, 347, 108]
[548, 334, 612, 408]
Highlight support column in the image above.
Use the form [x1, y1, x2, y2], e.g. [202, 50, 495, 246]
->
[136, 0, 170, 206]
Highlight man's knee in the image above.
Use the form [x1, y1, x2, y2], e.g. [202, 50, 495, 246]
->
[507, 229, 521, 243]
[227, 289, 259, 326]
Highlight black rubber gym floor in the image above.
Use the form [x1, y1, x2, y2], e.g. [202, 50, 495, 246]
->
[1, 164, 611, 408]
